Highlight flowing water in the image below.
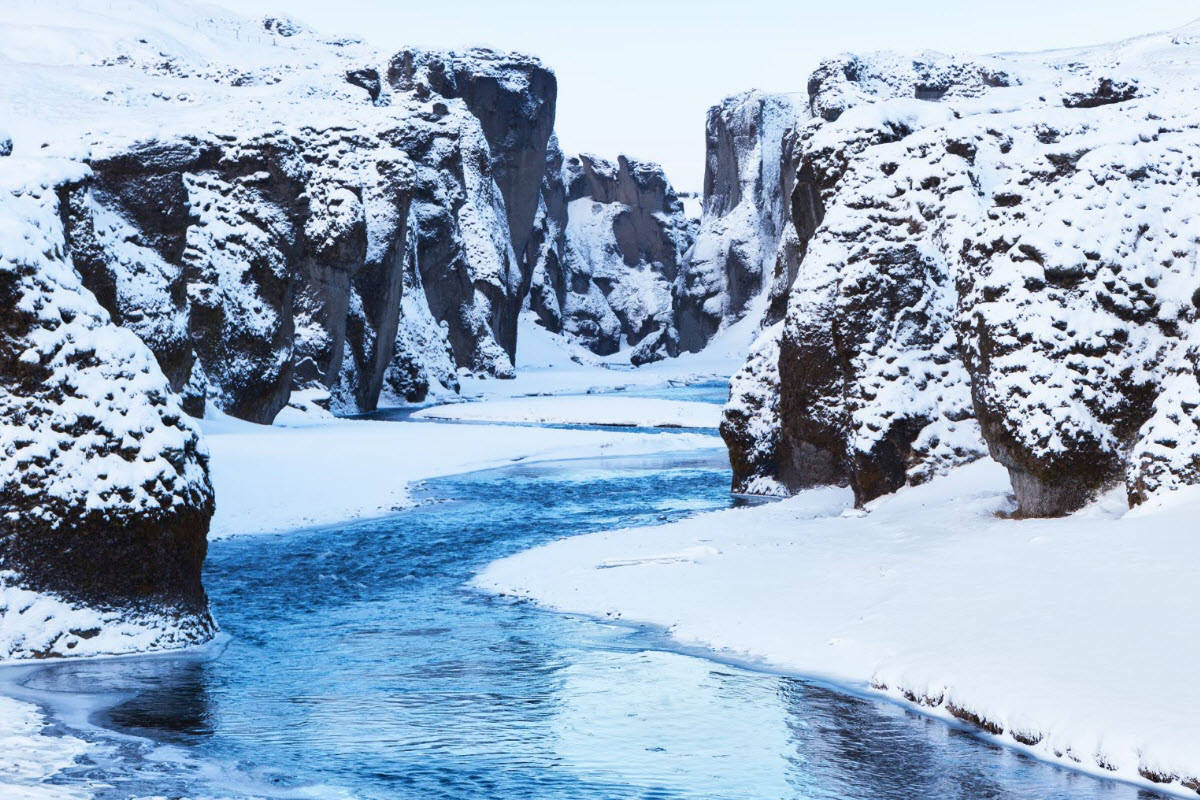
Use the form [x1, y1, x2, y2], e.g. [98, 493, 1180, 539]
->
[0, 395, 1171, 800]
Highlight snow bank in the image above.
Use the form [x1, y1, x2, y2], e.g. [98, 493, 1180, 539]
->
[412, 396, 721, 429]
[0, 695, 92, 799]
[204, 414, 718, 538]
[0, 577, 206, 662]
[479, 459, 1200, 796]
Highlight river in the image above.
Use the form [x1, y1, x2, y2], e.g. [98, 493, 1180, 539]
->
[0, 388, 1169, 800]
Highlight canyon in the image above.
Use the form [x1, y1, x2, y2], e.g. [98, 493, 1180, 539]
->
[3, 5, 1200, 794]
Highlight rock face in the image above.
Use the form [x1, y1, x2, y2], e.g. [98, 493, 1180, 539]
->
[0, 157, 215, 656]
[679, 91, 796, 351]
[526, 137, 570, 336]
[383, 96, 520, 380]
[76, 128, 419, 422]
[547, 153, 694, 364]
[388, 48, 558, 370]
[524, 146, 696, 365]
[10, 5, 576, 419]
[723, 28, 1200, 514]
[0, 2, 567, 658]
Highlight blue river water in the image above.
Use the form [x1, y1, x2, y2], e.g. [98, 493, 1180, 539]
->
[3, 395, 1172, 800]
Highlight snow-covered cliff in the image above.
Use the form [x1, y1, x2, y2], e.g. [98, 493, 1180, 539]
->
[723, 23, 1200, 514]
[679, 91, 798, 350]
[0, 0, 569, 424]
[0, 156, 215, 658]
[533, 152, 695, 365]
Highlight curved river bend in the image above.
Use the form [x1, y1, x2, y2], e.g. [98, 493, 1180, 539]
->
[2, 390, 1172, 799]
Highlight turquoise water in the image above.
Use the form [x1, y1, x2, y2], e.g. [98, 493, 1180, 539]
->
[2, 428, 1169, 799]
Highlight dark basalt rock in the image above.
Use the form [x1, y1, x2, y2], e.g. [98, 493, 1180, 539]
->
[345, 67, 382, 104]
[288, 130, 416, 414]
[0, 164, 214, 632]
[776, 297, 852, 492]
[7, 505, 213, 618]
[80, 135, 301, 424]
[388, 48, 557, 363]
[1062, 77, 1139, 109]
[83, 127, 419, 421]
[527, 137, 569, 334]
[180, 133, 306, 424]
[725, 45, 1200, 515]
[384, 102, 517, 378]
[56, 170, 194, 395]
[679, 91, 795, 352]
[551, 153, 693, 361]
[56, 47, 561, 423]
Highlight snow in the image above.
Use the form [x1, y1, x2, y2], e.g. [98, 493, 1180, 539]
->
[0, 575, 209, 661]
[0, 695, 92, 800]
[202, 410, 719, 538]
[0, 157, 211, 526]
[452, 308, 752, 402]
[411, 396, 721, 428]
[479, 458, 1200, 795]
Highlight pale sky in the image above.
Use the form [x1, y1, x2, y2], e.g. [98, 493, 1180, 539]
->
[211, 0, 1198, 193]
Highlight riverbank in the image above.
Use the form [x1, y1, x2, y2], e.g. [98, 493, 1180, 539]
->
[4, 445, 1164, 800]
[203, 317, 741, 540]
[478, 458, 1200, 798]
[203, 412, 720, 540]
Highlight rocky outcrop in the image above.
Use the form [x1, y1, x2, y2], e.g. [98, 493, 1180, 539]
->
[56, 148, 195, 396]
[524, 146, 696, 364]
[679, 91, 796, 351]
[526, 137, 570, 335]
[383, 97, 520, 379]
[549, 153, 694, 364]
[77, 127, 420, 422]
[30, 21, 570, 416]
[290, 129, 415, 414]
[388, 48, 558, 366]
[0, 158, 215, 656]
[724, 32, 1200, 514]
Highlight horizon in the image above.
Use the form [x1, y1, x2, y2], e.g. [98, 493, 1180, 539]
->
[208, 0, 1198, 194]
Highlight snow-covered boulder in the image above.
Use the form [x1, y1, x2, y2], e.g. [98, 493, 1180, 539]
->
[678, 91, 797, 351]
[0, 157, 214, 658]
[725, 26, 1200, 513]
